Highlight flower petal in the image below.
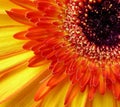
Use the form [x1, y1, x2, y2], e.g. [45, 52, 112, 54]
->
[0, 59, 49, 103]
[0, 67, 51, 107]
[6, 9, 33, 25]
[36, 79, 70, 107]
[0, 0, 21, 11]
[64, 84, 79, 105]
[0, 52, 33, 73]
[0, 26, 28, 59]
[93, 91, 116, 107]
[10, 0, 36, 10]
[0, 13, 21, 26]
[71, 89, 88, 107]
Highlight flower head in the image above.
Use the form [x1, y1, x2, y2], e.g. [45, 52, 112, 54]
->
[0, 0, 120, 107]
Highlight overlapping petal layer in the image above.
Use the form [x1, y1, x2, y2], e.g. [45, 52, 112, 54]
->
[0, 0, 120, 107]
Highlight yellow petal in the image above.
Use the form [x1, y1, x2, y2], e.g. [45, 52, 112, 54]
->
[71, 89, 88, 107]
[36, 79, 70, 107]
[0, 26, 28, 58]
[0, 67, 51, 107]
[0, 60, 49, 103]
[0, 13, 21, 26]
[0, 51, 34, 73]
[93, 91, 116, 107]
[0, 0, 22, 27]
[0, 0, 21, 12]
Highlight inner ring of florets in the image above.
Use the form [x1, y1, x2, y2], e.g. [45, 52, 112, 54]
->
[64, 0, 120, 62]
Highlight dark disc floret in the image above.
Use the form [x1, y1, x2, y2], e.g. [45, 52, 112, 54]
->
[79, 0, 120, 46]
[64, 0, 120, 62]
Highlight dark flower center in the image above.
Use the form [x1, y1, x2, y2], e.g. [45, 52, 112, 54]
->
[64, 0, 120, 62]
[79, 0, 120, 46]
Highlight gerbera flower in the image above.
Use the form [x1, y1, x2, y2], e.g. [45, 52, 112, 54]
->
[0, 0, 120, 107]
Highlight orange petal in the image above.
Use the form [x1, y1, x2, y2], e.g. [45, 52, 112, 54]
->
[23, 41, 39, 50]
[99, 74, 106, 94]
[10, 0, 36, 10]
[64, 84, 79, 105]
[14, 31, 28, 40]
[47, 72, 67, 87]
[37, 1, 60, 15]
[28, 55, 49, 67]
[34, 76, 54, 101]
[112, 82, 120, 100]
[79, 70, 91, 90]
[88, 87, 96, 100]
[6, 9, 32, 25]
[51, 62, 65, 74]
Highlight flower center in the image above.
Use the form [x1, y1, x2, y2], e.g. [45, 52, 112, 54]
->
[64, 0, 120, 62]
[80, 0, 120, 46]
